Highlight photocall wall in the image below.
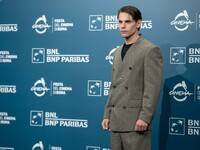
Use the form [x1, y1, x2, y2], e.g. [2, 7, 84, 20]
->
[0, 0, 200, 149]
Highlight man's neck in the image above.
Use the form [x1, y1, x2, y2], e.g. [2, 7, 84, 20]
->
[125, 34, 140, 45]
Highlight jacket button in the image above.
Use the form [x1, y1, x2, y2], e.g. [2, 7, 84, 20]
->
[113, 68, 115, 71]
[113, 85, 116, 88]
[123, 106, 126, 110]
[112, 105, 115, 108]
[129, 67, 132, 70]
[125, 87, 128, 90]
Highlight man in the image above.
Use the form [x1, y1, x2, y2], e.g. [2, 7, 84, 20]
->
[102, 5, 163, 150]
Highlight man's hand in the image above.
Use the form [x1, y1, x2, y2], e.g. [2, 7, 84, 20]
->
[102, 119, 110, 130]
[134, 119, 148, 132]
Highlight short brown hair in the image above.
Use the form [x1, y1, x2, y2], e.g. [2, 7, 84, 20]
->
[117, 5, 142, 21]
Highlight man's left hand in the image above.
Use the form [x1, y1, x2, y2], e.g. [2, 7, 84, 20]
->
[134, 119, 148, 132]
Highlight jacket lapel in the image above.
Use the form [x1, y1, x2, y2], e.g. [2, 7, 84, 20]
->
[113, 35, 144, 80]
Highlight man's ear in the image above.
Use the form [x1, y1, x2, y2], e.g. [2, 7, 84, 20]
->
[136, 19, 142, 29]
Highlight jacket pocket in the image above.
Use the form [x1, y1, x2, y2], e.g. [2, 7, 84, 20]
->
[127, 99, 142, 108]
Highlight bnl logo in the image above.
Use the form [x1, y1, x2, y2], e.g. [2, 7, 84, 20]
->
[89, 15, 103, 31]
[32, 48, 45, 63]
[88, 80, 102, 96]
[169, 117, 185, 135]
[170, 47, 186, 64]
[0, 147, 14, 150]
[30, 111, 43, 126]
[86, 146, 100, 150]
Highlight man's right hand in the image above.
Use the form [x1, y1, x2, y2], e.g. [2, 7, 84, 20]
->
[101, 119, 110, 130]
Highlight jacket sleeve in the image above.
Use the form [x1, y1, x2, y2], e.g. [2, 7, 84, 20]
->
[138, 46, 163, 124]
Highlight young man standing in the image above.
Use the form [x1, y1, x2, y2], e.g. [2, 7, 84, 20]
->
[102, 5, 163, 150]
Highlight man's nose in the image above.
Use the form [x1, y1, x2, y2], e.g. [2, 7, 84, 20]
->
[121, 22, 125, 28]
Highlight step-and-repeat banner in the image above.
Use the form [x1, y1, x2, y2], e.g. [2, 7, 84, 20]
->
[0, 0, 200, 149]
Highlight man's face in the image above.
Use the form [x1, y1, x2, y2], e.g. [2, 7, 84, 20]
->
[118, 12, 141, 39]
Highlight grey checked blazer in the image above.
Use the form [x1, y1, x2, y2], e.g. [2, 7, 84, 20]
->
[103, 35, 163, 132]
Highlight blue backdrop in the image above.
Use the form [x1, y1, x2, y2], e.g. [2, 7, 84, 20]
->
[0, 0, 200, 149]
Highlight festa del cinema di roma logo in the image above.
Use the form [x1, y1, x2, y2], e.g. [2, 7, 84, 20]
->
[170, 10, 195, 31]
[32, 141, 62, 150]
[30, 77, 72, 97]
[32, 15, 51, 34]
[32, 15, 74, 34]
[169, 81, 193, 102]
[31, 78, 50, 97]
[105, 46, 119, 65]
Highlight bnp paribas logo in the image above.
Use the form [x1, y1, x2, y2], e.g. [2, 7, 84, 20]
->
[89, 15, 119, 31]
[30, 111, 43, 126]
[32, 48, 45, 63]
[86, 146, 100, 150]
[89, 15, 103, 31]
[0, 147, 14, 150]
[169, 117, 185, 135]
[87, 80, 102, 96]
[170, 47, 186, 64]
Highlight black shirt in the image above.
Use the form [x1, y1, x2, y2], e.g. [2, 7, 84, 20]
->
[121, 43, 134, 60]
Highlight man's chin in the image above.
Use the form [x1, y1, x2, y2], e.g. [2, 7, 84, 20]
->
[121, 34, 128, 38]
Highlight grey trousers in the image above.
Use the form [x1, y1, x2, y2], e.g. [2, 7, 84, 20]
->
[110, 131, 151, 150]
